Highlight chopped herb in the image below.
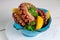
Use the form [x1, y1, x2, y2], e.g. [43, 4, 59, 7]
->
[27, 25, 32, 30]
[32, 12, 39, 17]
[29, 7, 39, 17]
[30, 21, 35, 25]
[29, 7, 35, 12]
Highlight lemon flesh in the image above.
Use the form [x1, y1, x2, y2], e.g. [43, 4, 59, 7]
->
[12, 8, 19, 14]
[36, 16, 44, 30]
[46, 11, 50, 20]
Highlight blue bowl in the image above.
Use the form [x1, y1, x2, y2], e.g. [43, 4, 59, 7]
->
[13, 8, 51, 37]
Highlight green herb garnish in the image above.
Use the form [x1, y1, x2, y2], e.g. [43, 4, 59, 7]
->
[29, 7, 35, 12]
[27, 25, 34, 32]
[29, 21, 36, 25]
[32, 12, 39, 17]
[29, 7, 39, 17]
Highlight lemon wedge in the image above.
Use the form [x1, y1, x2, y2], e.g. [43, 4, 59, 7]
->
[12, 8, 19, 14]
[36, 16, 44, 30]
[46, 11, 50, 20]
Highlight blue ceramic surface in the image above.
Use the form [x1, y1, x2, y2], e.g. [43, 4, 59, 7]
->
[13, 8, 51, 37]
[13, 23, 23, 30]
[38, 8, 48, 13]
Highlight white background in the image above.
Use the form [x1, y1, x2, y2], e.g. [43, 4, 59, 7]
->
[0, 0, 60, 40]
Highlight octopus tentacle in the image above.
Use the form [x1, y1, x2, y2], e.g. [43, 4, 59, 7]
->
[12, 3, 48, 27]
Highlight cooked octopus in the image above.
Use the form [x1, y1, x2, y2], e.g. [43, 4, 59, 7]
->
[18, 3, 35, 21]
[12, 3, 47, 26]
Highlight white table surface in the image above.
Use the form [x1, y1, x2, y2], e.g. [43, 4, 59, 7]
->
[0, 0, 60, 40]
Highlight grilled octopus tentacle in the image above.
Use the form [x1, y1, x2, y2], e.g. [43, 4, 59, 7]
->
[18, 3, 35, 23]
[12, 3, 47, 27]
[13, 3, 36, 26]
